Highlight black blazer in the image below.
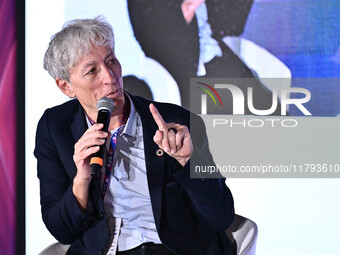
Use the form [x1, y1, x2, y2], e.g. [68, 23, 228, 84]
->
[35, 94, 235, 254]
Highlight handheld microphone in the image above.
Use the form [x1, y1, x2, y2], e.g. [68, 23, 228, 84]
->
[90, 97, 115, 179]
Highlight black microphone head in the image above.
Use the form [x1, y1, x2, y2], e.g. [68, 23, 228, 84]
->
[97, 97, 114, 113]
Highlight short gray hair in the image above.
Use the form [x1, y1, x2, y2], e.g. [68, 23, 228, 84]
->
[43, 16, 115, 81]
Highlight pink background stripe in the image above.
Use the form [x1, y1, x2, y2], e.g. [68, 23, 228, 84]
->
[0, 0, 17, 254]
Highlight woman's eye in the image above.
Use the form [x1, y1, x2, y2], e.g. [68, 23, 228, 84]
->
[86, 68, 96, 75]
[108, 58, 116, 65]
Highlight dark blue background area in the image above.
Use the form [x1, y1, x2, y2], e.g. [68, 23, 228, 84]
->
[242, 0, 340, 116]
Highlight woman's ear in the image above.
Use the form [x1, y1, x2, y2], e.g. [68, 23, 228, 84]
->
[55, 78, 75, 98]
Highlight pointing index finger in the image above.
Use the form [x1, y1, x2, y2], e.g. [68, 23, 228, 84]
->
[149, 103, 167, 129]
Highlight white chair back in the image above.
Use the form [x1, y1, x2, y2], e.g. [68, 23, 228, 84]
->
[38, 242, 70, 255]
[225, 214, 258, 255]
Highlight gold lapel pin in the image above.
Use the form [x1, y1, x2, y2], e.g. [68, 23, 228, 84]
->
[156, 149, 164, 156]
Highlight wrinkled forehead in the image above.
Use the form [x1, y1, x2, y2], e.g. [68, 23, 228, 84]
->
[70, 42, 114, 68]
[69, 44, 114, 74]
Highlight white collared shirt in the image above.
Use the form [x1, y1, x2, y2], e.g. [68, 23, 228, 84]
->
[86, 96, 161, 251]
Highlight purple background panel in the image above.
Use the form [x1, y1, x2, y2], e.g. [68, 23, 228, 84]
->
[0, 0, 17, 254]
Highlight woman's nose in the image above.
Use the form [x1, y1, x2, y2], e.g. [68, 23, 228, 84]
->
[102, 66, 116, 85]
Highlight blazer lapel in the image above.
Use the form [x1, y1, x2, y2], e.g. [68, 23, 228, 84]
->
[60, 101, 87, 180]
[130, 95, 165, 232]
[70, 103, 88, 143]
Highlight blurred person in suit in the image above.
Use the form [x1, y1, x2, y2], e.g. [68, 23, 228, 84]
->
[128, 0, 281, 115]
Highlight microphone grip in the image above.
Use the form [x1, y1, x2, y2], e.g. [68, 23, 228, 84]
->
[90, 109, 111, 179]
[91, 164, 102, 179]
